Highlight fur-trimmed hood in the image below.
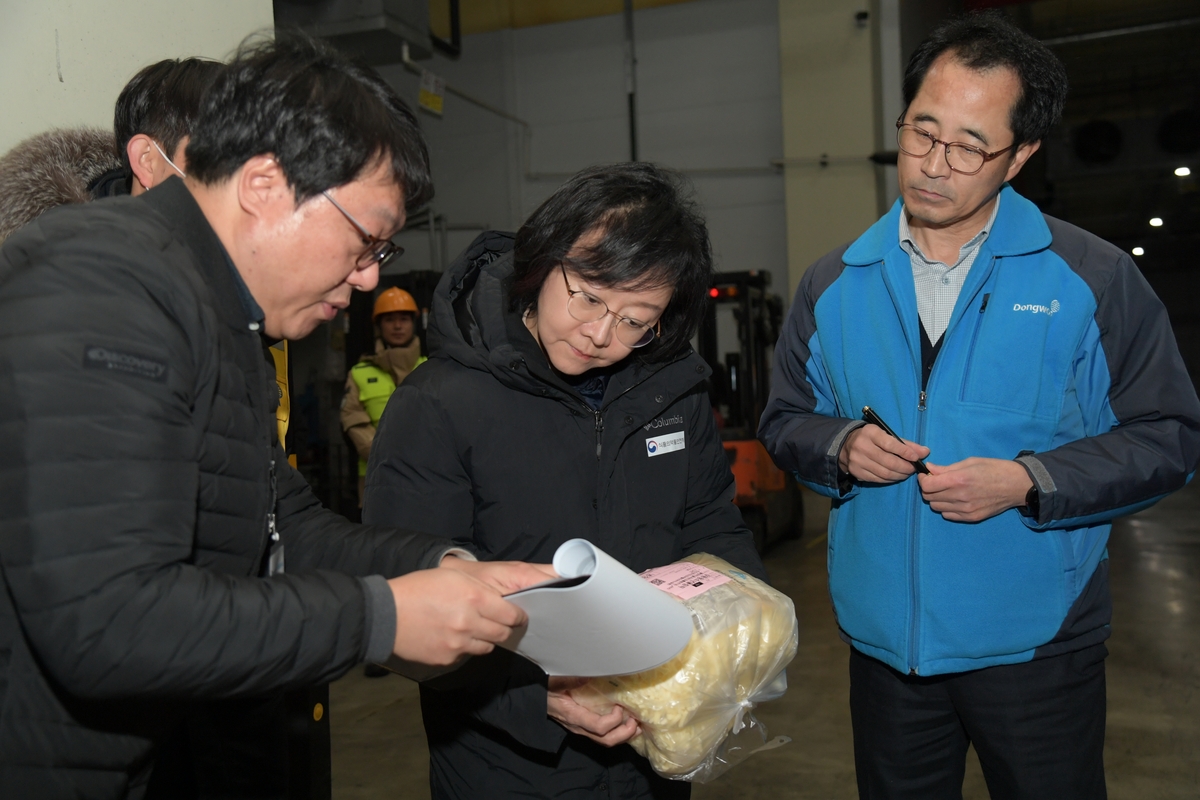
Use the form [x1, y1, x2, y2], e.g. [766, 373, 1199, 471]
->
[0, 127, 122, 243]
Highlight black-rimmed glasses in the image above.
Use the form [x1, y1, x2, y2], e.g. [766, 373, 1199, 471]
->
[322, 190, 404, 269]
[560, 264, 660, 348]
[895, 121, 1016, 176]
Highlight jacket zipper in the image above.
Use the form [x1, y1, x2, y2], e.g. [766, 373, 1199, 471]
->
[908, 398, 926, 673]
[594, 410, 604, 459]
[910, 319, 933, 672]
[587, 361, 680, 460]
[906, 290, 992, 672]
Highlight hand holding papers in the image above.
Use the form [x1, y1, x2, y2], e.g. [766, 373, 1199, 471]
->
[499, 539, 695, 677]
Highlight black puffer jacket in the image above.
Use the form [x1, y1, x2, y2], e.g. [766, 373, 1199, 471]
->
[363, 232, 766, 800]
[0, 178, 454, 798]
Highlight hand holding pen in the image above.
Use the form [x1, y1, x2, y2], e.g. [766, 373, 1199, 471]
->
[837, 406, 931, 484]
[861, 407, 929, 474]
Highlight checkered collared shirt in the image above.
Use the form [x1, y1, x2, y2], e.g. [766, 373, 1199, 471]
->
[899, 196, 1000, 343]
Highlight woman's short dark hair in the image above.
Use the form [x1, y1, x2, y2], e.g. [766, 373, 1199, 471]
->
[510, 163, 713, 363]
[115, 58, 225, 173]
[902, 11, 1068, 146]
[186, 34, 432, 212]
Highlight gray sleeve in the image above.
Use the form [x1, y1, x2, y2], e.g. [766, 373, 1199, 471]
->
[1025, 235, 1200, 528]
[359, 547, 474, 666]
[759, 246, 864, 499]
[359, 575, 397, 665]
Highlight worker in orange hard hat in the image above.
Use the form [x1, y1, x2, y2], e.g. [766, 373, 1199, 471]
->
[341, 286, 426, 502]
[342, 286, 427, 679]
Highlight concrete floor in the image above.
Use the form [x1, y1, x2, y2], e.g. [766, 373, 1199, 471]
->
[330, 482, 1200, 799]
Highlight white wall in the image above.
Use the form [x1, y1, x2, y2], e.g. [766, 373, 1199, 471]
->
[873, 0, 903, 214]
[0, 0, 274, 154]
[377, 0, 788, 301]
[778, 0, 879, 293]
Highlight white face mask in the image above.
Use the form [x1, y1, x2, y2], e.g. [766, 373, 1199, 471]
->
[150, 139, 187, 179]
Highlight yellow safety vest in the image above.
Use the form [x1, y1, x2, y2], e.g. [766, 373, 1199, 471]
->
[350, 353, 426, 477]
[351, 362, 397, 477]
[351, 362, 397, 426]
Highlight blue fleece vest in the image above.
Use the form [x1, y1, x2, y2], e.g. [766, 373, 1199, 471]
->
[811, 187, 1127, 674]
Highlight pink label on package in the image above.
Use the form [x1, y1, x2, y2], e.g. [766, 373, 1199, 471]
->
[639, 563, 731, 600]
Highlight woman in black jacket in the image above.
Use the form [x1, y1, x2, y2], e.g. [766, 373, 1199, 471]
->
[363, 163, 766, 800]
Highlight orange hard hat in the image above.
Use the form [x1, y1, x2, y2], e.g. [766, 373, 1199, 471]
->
[373, 287, 418, 319]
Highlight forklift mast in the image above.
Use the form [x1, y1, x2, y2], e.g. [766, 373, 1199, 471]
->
[696, 270, 782, 437]
[697, 270, 798, 552]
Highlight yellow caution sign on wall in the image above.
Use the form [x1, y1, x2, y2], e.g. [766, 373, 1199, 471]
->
[419, 69, 445, 116]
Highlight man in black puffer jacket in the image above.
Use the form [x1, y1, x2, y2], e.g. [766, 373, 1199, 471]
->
[0, 36, 546, 799]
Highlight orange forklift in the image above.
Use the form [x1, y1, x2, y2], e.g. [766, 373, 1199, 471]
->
[697, 270, 803, 552]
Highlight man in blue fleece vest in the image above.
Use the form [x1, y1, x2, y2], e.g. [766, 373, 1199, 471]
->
[760, 12, 1200, 799]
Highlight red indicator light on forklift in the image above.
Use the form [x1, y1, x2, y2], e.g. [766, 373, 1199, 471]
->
[709, 287, 720, 298]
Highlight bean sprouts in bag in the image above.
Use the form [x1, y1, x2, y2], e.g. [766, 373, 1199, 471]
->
[572, 553, 798, 782]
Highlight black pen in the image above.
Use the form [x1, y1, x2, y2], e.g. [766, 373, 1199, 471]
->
[861, 406, 930, 474]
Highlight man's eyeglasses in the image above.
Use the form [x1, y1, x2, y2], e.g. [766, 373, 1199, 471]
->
[561, 264, 660, 348]
[322, 190, 404, 269]
[895, 122, 1016, 176]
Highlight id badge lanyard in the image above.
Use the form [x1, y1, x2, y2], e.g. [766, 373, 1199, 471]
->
[267, 458, 285, 576]
[268, 340, 289, 576]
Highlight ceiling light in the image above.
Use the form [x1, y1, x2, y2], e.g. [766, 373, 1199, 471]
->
[1176, 167, 1192, 177]
[1149, 217, 1164, 227]
[1132, 247, 1144, 256]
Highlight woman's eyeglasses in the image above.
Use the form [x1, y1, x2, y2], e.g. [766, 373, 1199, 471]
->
[560, 264, 660, 348]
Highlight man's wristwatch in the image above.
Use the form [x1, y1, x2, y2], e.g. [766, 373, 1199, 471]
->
[1015, 450, 1038, 519]
[1019, 484, 1039, 519]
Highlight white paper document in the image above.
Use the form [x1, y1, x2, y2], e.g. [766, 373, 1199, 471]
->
[499, 539, 694, 677]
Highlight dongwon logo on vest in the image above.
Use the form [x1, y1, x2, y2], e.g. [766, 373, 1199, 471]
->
[1012, 299, 1060, 316]
[646, 431, 685, 457]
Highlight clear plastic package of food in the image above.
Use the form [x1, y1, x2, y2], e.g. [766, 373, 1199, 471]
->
[572, 553, 798, 783]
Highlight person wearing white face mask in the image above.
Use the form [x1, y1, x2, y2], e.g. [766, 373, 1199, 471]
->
[0, 58, 223, 246]
[97, 57, 226, 199]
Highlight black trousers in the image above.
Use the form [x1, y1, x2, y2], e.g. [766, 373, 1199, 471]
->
[849, 643, 1107, 800]
[146, 695, 288, 800]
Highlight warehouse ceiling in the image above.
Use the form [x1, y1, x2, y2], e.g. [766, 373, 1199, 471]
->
[424, 0, 1198, 287]
[430, 0, 697, 37]
[1003, 0, 1200, 280]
